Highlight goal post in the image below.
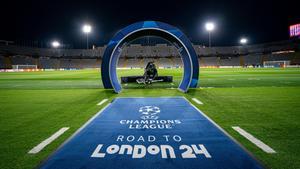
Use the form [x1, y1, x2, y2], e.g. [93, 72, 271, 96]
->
[263, 60, 290, 68]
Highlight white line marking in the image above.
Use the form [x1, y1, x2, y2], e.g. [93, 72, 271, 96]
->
[28, 127, 69, 154]
[167, 87, 175, 89]
[51, 104, 111, 154]
[192, 98, 203, 105]
[248, 78, 260, 80]
[232, 126, 276, 153]
[183, 97, 265, 164]
[199, 87, 214, 89]
[97, 99, 108, 106]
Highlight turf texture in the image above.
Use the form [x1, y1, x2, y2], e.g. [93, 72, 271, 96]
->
[0, 68, 299, 169]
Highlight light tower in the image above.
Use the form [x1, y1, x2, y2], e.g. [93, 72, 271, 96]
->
[205, 22, 215, 47]
[82, 24, 92, 49]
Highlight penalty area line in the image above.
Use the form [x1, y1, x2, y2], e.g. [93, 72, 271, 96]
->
[192, 98, 203, 105]
[232, 126, 276, 154]
[28, 127, 69, 154]
[97, 99, 108, 106]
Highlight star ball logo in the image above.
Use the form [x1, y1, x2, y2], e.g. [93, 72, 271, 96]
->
[139, 106, 160, 120]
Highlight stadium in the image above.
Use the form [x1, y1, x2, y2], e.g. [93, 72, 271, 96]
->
[1, 38, 299, 70]
[0, 1, 300, 169]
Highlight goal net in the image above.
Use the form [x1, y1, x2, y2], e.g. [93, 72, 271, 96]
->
[263, 60, 290, 68]
[12, 65, 38, 69]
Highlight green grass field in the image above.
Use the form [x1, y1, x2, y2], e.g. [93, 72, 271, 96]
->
[0, 68, 300, 169]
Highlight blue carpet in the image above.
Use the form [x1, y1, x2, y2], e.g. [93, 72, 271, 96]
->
[40, 97, 264, 169]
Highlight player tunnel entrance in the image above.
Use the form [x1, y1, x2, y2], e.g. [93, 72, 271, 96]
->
[101, 21, 199, 93]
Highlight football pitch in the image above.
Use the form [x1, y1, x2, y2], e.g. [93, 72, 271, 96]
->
[0, 68, 300, 169]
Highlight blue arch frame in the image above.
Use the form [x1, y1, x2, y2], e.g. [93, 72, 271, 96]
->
[101, 21, 199, 93]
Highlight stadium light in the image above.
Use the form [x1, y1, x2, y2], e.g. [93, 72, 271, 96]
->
[205, 22, 215, 32]
[51, 41, 60, 48]
[83, 24, 92, 33]
[82, 24, 92, 49]
[240, 38, 248, 45]
[205, 22, 215, 47]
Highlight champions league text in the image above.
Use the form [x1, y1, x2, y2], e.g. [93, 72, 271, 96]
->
[120, 119, 182, 129]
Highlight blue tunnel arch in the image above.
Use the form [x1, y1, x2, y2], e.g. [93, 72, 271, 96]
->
[101, 21, 199, 93]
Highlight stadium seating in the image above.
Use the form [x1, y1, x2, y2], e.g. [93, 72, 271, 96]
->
[0, 39, 299, 69]
[219, 57, 240, 66]
[39, 57, 60, 69]
[243, 54, 262, 66]
[201, 57, 219, 67]
[0, 56, 5, 68]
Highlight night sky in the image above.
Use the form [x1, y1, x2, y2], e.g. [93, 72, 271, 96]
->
[0, 0, 299, 48]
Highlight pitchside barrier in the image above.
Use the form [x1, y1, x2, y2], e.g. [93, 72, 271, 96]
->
[39, 97, 264, 169]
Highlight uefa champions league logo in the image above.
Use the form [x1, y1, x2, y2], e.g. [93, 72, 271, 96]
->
[119, 105, 181, 129]
[139, 106, 160, 120]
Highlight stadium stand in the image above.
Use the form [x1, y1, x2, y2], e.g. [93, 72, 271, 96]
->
[201, 57, 219, 67]
[39, 57, 60, 69]
[0, 56, 5, 68]
[0, 39, 299, 69]
[219, 56, 240, 66]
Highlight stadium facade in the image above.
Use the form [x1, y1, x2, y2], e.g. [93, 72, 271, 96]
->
[0, 39, 299, 70]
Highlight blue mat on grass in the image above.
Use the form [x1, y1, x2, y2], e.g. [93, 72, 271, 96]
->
[40, 97, 264, 169]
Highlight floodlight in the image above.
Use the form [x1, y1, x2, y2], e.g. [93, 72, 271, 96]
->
[52, 41, 60, 48]
[82, 24, 92, 49]
[205, 22, 215, 47]
[82, 24, 92, 33]
[240, 38, 248, 45]
[205, 22, 215, 32]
